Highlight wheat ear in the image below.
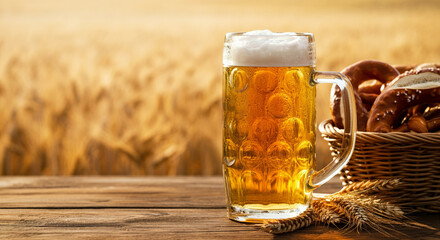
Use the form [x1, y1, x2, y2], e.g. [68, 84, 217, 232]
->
[329, 194, 369, 231]
[329, 193, 408, 237]
[338, 179, 401, 195]
[312, 199, 345, 225]
[261, 207, 314, 234]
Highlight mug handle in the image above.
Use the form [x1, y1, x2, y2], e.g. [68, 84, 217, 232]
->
[307, 71, 357, 190]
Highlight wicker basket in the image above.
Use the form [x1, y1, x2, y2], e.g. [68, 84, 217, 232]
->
[319, 119, 440, 213]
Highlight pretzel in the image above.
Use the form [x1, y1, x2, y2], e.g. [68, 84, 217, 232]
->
[358, 80, 383, 110]
[423, 103, 440, 120]
[358, 80, 383, 95]
[366, 68, 440, 132]
[394, 65, 416, 74]
[415, 63, 440, 71]
[394, 104, 440, 132]
[330, 60, 400, 131]
[393, 63, 440, 74]
[394, 113, 440, 133]
[427, 117, 440, 132]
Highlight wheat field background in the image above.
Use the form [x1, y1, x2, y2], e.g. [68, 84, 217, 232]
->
[0, 0, 439, 175]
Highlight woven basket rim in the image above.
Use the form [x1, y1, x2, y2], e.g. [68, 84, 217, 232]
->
[319, 119, 440, 144]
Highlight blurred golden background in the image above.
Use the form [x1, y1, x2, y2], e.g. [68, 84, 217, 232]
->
[0, 0, 439, 175]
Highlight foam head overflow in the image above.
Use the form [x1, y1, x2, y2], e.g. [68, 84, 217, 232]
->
[223, 30, 316, 67]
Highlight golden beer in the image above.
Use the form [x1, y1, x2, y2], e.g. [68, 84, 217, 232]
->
[222, 30, 356, 223]
[223, 66, 316, 222]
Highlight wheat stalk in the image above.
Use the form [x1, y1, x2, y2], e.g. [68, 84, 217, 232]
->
[338, 179, 401, 195]
[329, 194, 369, 230]
[261, 207, 314, 234]
[312, 199, 345, 225]
[363, 196, 404, 220]
[259, 179, 429, 236]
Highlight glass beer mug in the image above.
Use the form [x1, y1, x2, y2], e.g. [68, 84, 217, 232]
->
[222, 30, 357, 223]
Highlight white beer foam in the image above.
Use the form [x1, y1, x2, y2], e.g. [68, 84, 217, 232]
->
[224, 30, 315, 67]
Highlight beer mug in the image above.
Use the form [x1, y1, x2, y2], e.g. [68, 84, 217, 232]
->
[222, 30, 357, 223]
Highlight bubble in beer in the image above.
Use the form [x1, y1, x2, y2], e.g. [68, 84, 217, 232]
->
[250, 117, 278, 146]
[297, 140, 314, 168]
[284, 69, 304, 91]
[282, 117, 304, 141]
[267, 142, 294, 168]
[230, 68, 248, 92]
[268, 93, 292, 118]
[224, 139, 237, 167]
[239, 141, 263, 167]
[253, 70, 277, 93]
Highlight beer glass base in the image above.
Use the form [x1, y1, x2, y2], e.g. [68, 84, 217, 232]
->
[227, 204, 309, 223]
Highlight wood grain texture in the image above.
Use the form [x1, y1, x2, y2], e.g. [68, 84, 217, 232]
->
[0, 177, 226, 208]
[0, 209, 439, 240]
[0, 176, 341, 208]
[0, 176, 438, 239]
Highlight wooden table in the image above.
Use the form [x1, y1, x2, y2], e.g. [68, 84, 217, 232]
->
[0, 176, 438, 239]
